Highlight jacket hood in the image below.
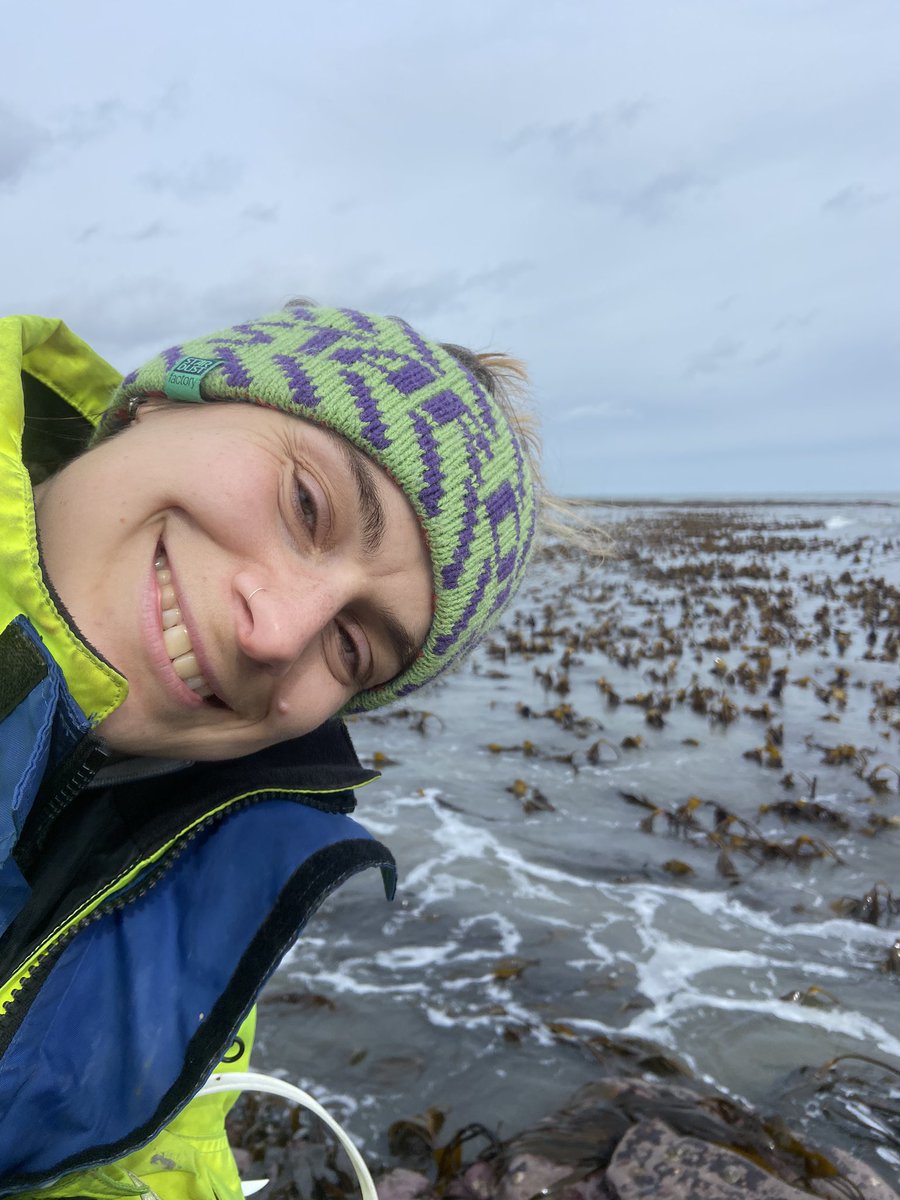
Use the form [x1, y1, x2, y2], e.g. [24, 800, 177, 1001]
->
[0, 316, 127, 723]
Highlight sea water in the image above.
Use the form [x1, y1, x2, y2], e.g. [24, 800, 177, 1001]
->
[254, 497, 900, 1170]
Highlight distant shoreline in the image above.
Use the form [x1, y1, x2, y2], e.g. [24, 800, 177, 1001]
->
[566, 495, 900, 508]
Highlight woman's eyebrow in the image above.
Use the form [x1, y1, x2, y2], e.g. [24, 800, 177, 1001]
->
[337, 438, 386, 556]
[371, 604, 422, 684]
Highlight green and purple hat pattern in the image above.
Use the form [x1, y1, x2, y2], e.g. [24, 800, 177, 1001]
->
[103, 302, 537, 710]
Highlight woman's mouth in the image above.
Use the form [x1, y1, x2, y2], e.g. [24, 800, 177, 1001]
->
[154, 550, 214, 700]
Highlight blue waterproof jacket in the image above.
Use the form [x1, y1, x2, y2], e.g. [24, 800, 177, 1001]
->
[0, 317, 394, 1195]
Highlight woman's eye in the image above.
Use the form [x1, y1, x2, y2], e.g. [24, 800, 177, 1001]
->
[293, 477, 317, 533]
[336, 623, 362, 681]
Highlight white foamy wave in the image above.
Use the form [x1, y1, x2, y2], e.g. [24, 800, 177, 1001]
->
[409, 870, 487, 905]
[372, 944, 457, 971]
[386, 788, 599, 907]
[289, 964, 430, 997]
[458, 911, 523, 957]
[294, 1080, 360, 1123]
[590, 879, 898, 958]
[626, 990, 900, 1061]
[493, 842, 601, 895]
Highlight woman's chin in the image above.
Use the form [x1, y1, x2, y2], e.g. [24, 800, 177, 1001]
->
[94, 704, 269, 763]
[94, 701, 189, 760]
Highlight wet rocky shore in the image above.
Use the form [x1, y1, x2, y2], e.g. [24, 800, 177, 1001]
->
[230, 501, 900, 1198]
[227, 1056, 900, 1198]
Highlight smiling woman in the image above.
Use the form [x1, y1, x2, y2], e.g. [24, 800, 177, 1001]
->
[33, 402, 434, 759]
[0, 303, 539, 1198]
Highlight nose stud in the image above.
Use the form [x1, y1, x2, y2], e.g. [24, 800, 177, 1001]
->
[247, 587, 266, 602]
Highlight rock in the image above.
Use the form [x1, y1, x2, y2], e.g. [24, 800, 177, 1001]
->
[452, 1161, 496, 1200]
[228, 1072, 900, 1200]
[231, 1146, 253, 1174]
[591, 1077, 899, 1199]
[606, 1118, 827, 1199]
[823, 1147, 900, 1200]
[376, 1167, 432, 1200]
[495, 1153, 574, 1200]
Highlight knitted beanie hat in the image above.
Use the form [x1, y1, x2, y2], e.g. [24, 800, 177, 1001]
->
[97, 301, 538, 711]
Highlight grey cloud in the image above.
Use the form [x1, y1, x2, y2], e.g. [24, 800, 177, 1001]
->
[53, 87, 184, 147]
[622, 166, 714, 224]
[330, 197, 359, 217]
[615, 98, 652, 127]
[55, 99, 128, 148]
[0, 106, 49, 188]
[242, 203, 279, 224]
[752, 346, 782, 368]
[53, 278, 281, 362]
[131, 220, 171, 242]
[578, 164, 714, 223]
[0, 90, 181, 191]
[822, 184, 888, 216]
[135, 83, 185, 131]
[362, 260, 535, 322]
[503, 97, 651, 156]
[76, 224, 101, 244]
[464, 261, 534, 290]
[773, 310, 817, 333]
[685, 336, 743, 378]
[558, 400, 635, 422]
[362, 272, 462, 321]
[55, 281, 203, 357]
[139, 155, 242, 201]
[505, 111, 606, 155]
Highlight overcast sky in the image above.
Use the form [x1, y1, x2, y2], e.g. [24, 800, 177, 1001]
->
[2, 1, 897, 496]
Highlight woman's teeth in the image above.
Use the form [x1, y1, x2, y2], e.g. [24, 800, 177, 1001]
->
[155, 553, 213, 699]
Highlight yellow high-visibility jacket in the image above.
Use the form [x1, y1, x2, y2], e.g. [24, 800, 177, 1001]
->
[0, 318, 392, 1199]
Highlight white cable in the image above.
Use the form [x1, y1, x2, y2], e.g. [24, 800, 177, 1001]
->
[199, 1070, 378, 1200]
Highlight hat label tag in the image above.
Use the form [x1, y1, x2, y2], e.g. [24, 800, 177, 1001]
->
[165, 356, 225, 401]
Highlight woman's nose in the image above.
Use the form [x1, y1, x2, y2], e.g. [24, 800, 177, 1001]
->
[237, 575, 342, 674]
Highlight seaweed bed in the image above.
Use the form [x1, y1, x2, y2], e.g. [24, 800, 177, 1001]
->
[228, 503, 900, 1197]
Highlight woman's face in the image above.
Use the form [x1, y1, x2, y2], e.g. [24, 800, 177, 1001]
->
[33, 401, 433, 760]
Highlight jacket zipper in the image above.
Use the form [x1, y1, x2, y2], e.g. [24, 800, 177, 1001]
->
[0, 774, 378, 1045]
[0, 792, 260, 1054]
[18, 737, 111, 874]
[0, 786, 392, 1190]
